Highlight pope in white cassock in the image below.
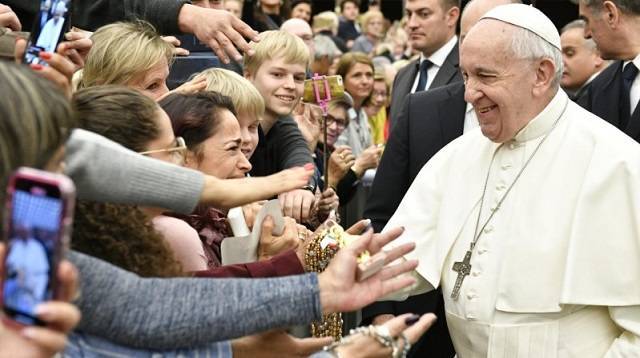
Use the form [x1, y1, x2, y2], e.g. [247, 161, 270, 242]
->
[383, 4, 640, 357]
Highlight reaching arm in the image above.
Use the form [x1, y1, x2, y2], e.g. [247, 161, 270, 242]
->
[69, 250, 321, 349]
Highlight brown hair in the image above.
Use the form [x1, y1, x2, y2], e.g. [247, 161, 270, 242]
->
[72, 85, 160, 152]
[159, 91, 236, 162]
[72, 200, 185, 277]
[335, 52, 374, 80]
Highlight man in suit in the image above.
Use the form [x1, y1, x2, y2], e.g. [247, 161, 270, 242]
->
[388, 0, 462, 125]
[578, 0, 640, 142]
[560, 19, 608, 102]
[361, 1, 518, 356]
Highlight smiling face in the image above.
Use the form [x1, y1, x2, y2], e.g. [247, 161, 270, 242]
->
[128, 57, 170, 101]
[245, 55, 306, 120]
[405, 0, 458, 56]
[185, 108, 252, 179]
[461, 20, 540, 143]
[291, 2, 312, 22]
[344, 62, 374, 105]
[236, 111, 260, 158]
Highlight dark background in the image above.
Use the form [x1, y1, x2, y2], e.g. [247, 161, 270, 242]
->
[311, 0, 580, 31]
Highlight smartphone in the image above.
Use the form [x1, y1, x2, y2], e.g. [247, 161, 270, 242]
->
[303, 75, 345, 104]
[1, 168, 75, 327]
[23, 0, 72, 66]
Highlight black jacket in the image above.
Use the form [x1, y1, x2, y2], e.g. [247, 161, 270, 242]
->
[5, 0, 189, 34]
[388, 43, 461, 127]
[361, 82, 467, 358]
[578, 60, 640, 142]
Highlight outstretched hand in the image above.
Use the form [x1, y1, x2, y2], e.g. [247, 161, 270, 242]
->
[317, 228, 417, 314]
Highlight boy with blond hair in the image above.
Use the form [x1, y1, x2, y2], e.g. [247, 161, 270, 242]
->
[243, 30, 318, 223]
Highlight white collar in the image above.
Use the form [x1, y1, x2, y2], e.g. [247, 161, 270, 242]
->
[512, 89, 568, 143]
[419, 35, 458, 68]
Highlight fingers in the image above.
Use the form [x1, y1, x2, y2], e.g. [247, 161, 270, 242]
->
[34, 302, 81, 332]
[368, 227, 404, 254]
[39, 52, 75, 79]
[294, 336, 334, 355]
[381, 242, 416, 265]
[383, 313, 415, 337]
[345, 230, 374, 257]
[402, 313, 437, 344]
[14, 38, 26, 63]
[300, 190, 315, 222]
[174, 77, 207, 94]
[227, 14, 259, 52]
[162, 35, 181, 47]
[261, 215, 275, 236]
[0, 5, 21, 31]
[346, 219, 371, 235]
[377, 274, 416, 299]
[376, 259, 418, 283]
[56, 260, 78, 303]
[20, 326, 67, 355]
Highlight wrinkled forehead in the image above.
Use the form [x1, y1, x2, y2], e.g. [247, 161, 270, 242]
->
[461, 18, 513, 53]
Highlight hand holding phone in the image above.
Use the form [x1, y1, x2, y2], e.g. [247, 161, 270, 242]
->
[23, 0, 72, 66]
[1, 168, 75, 327]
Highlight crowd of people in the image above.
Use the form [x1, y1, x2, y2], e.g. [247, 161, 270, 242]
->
[0, 0, 639, 356]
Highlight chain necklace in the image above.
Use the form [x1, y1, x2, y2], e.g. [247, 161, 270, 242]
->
[451, 100, 568, 300]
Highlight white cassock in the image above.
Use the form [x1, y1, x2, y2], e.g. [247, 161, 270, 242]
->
[35, 16, 65, 53]
[384, 90, 640, 357]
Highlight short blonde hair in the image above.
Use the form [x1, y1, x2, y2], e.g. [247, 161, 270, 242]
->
[313, 11, 339, 33]
[243, 30, 310, 75]
[79, 21, 173, 89]
[193, 68, 265, 118]
[360, 11, 384, 33]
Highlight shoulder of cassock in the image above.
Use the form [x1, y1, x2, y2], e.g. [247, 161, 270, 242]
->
[383, 96, 640, 311]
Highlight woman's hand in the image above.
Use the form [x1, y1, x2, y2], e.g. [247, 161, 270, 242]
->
[313, 188, 339, 223]
[352, 145, 383, 177]
[327, 146, 355, 188]
[14, 39, 76, 98]
[157, 76, 207, 101]
[161, 36, 190, 57]
[333, 313, 437, 358]
[317, 227, 417, 314]
[241, 201, 265, 231]
[257, 216, 301, 260]
[0, 244, 81, 358]
[58, 31, 93, 71]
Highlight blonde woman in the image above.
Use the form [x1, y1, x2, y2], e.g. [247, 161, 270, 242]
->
[78, 20, 205, 100]
[351, 11, 385, 55]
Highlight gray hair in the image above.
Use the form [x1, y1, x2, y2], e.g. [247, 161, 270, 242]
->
[508, 26, 563, 88]
[580, 0, 640, 15]
[561, 19, 597, 51]
[314, 34, 342, 61]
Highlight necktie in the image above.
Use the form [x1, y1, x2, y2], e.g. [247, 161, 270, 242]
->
[416, 60, 433, 92]
[620, 62, 639, 127]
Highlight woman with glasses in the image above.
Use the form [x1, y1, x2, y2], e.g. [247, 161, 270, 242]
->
[159, 91, 304, 268]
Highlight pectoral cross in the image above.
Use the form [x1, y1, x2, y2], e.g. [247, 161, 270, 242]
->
[451, 250, 472, 300]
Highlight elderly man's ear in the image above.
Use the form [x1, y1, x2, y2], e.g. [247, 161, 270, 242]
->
[532, 58, 557, 97]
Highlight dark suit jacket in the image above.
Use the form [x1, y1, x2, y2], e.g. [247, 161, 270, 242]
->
[579, 61, 640, 142]
[388, 43, 462, 125]
[361, 82, 467, 358]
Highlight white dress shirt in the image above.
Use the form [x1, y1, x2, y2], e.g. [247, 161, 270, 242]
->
[410, 36, 458, 93]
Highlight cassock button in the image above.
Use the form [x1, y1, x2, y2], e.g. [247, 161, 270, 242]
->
[501, 163, 512, 170]
[483, 226, 493, 234]
[472, 270, 481, 277]
[508, 142, 521, 150]
[466, 291, 477, 300]
[478, 248, 488, 255]
[496, 183, 506, 191]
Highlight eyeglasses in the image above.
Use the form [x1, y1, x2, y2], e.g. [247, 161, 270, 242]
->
[324, 115, 347, 130]
[139, 136, 188, 164]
